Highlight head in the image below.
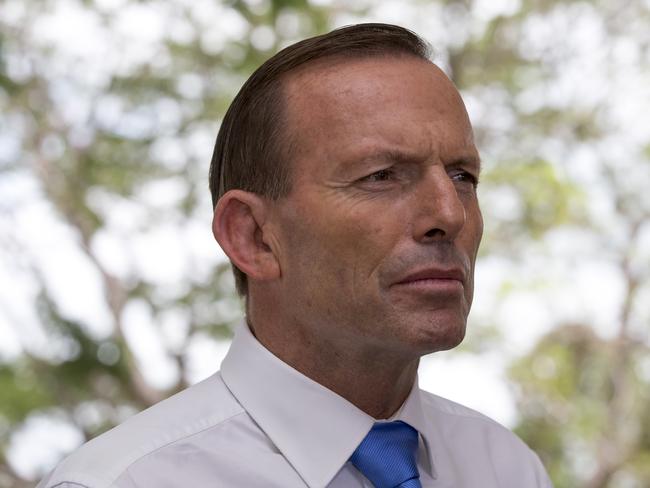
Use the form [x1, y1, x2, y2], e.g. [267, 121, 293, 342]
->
[209, 23, 430, 296]
[211, 23, 483, 358]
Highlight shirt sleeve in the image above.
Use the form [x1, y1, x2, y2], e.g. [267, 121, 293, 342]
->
[493, 444, 554, 488]
[484, 422, 554, 488]
[36, 479, 88, 488]
[530, 449, 554, 488]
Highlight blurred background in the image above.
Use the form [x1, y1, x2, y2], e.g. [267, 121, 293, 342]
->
[0, 0, 649, 486]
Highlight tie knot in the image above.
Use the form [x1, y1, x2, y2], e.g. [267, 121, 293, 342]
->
[350, 421, 422, 488]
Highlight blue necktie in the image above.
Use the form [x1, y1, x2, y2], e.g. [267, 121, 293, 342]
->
[350, 421, 422, 488]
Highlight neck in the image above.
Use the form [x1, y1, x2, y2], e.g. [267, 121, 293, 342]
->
[296, 352, 419, 419]
[247, 299, 419, 419]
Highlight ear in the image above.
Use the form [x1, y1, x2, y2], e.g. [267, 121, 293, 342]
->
[212, 190, 281, 283]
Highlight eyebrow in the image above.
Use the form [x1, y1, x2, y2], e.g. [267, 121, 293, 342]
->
[342, 148, 482, 172]
[447, 155, 482, 172]
[343, 148, 428, 169]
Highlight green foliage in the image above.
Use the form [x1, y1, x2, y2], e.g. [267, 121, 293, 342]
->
[483, 158, 585, 239]
[0, 364, 55, 427]
[510, 325, 650, 487]
[35, 292, 132, 399]
[0, 0, 648, 486]
[0, 1, 332, 482]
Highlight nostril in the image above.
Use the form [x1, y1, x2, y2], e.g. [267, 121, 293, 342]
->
[425, 228, 445, 238]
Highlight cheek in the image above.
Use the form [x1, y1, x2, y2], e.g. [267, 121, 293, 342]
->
[471, 198, 484, 238]
[460, 203, 482, 305]
[332, 207, 399, 255]
[461, 200, 483, 254]
[290, 205, 400, 283]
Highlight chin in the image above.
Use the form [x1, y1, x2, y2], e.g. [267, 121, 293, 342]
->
[408, 313, 468, 354]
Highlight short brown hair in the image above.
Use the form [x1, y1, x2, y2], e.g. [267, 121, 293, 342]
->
[209, 23, 431, 296]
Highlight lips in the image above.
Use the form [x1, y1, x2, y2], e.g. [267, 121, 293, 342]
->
[393, 267, 466, 286]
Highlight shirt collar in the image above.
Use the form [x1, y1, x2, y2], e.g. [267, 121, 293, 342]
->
[390, 378, 439, 479]
[220, 322, 438, 487]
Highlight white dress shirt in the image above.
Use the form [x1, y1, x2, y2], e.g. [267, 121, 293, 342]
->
[38, 323, 552, 488]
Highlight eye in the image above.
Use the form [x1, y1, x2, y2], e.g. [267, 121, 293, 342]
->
[360, 168, 395, 183]
[451, 170, 479, 188]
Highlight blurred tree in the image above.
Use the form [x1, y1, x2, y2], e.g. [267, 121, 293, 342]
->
[442, 1, 650, 486]
[0, 0, 332, 485]
[0, 0, 648, 487]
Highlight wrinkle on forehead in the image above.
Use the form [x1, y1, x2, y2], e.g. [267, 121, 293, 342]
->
[287, 57, 454, 109]
[284, 57, 471, 142]
[278, 55, 479, 196]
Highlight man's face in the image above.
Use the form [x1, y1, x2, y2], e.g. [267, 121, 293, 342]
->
[268, 56, 483, 358]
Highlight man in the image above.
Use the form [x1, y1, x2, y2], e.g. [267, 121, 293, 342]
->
[39, 23, 552, 487]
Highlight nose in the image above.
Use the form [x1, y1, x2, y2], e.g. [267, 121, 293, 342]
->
[413, 166, 466, 243]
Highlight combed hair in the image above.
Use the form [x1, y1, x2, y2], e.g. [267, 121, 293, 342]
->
[209, 23, 431, 296]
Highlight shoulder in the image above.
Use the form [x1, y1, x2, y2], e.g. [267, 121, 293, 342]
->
[420, 389, 521, 441]
[420, 388, 510, 427]
[419, 390, 552, 486]
[38, 372, 245, 488]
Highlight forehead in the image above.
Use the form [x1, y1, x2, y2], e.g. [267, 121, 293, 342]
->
[285, 54, 458, 107]
[281, 55, 476, 173]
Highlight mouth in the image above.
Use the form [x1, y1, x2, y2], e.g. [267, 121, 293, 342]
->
[391, 267, 465, 293]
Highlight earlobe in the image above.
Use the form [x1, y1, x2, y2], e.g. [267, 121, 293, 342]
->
[212, 190, 281, 282]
